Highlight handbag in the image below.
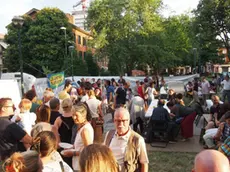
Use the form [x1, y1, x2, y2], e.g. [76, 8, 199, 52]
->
[95, 117, 104, 126]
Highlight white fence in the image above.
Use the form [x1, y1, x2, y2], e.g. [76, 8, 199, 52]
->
[34, 74, 199, 99]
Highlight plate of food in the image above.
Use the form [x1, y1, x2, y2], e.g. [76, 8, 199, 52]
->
[59, 142, 73, 149]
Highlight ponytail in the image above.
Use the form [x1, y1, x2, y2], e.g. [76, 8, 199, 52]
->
[4, 153, 25, 172]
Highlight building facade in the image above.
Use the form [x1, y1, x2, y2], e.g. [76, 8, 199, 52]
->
[72, 0, 95, 30]
[25, 8, 94, 60]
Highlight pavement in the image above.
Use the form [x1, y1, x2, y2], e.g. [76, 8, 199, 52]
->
[103, 113, 203, 153]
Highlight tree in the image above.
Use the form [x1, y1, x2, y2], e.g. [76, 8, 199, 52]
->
[4, 8, 74, 77]
[194, 0, 230, 63]
[87, 0, 163, 75]
[134, 15, 194, 74]
[72, 51, 88, 76]
[84, 52, 99, 76]
[4, 16, 34, 74]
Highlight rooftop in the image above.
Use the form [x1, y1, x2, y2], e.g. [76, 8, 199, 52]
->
[0, 33, 5, 40]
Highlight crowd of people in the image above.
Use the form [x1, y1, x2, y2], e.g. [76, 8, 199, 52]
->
[0, 74, 230, 172]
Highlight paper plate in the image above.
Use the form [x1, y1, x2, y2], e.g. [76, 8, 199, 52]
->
[60, 149, 75, 155]
[59, 142, 73, 149]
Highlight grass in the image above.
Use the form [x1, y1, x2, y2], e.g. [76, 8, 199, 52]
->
[148, 151, 196, 172]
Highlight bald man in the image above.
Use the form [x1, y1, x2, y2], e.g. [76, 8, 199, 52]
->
[192, 150, 229, 172]
[104, 107, 149, 172]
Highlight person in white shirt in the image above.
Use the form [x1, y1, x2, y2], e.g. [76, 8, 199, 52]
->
[129, 95, 145, 134]
[104, 108, 149, 172]
[35, 131, 73, 172]
[86, 90, 103, 143]
[80, 82, 91, 102]
[147, 82, 158, 105]
[221, 75, 230, 103]
[11, 99, 36, 136]
[62, 103, 94, 171]
[201, 76, 210, 106]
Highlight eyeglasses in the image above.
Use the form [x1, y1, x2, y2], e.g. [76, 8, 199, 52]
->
[4, 105, 14, 108]
[114, 119, 129, 123]
[3, 105, 16, 111]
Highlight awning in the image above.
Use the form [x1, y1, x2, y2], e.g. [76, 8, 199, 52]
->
[0, 41, 8, 49]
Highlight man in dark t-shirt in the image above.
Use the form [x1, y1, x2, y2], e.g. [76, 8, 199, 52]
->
[0, 98, 33, 161]
[49, 97, 62, 125]
[114, 83, 127, 108]
[118, 75, 126, 85]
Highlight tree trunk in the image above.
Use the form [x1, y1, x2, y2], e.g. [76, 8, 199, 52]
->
[225, 46, 230, 63]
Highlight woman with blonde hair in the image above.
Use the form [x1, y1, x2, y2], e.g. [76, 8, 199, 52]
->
[54, 98, 74, 143]
[54, 98, 75, 167]
[62, 102, 94, 171]
[3, 150, 43, 172]
[86, 90, 103, 143]
[79, 144, 118, 172]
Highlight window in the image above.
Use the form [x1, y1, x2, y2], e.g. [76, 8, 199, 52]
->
[73, 33, 76, 43]
[83, 37, 87, 46]
[78, 35, 81, 44]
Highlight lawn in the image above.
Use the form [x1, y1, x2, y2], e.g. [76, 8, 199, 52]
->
[148, 151, 196, 172]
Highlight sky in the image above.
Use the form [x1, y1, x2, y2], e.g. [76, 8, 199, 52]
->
[0, 0, 200, 34]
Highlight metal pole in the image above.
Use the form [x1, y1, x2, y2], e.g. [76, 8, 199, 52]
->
[193, 48, 197, 73]
[64, 29, 67, 58]
[64, 29, 67, 71]
[198, 49, 201, 74]
[18, 28, 24, 95]
[71, 49, 74, 81]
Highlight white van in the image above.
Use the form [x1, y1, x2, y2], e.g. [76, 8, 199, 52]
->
[1, 72, 36, 94]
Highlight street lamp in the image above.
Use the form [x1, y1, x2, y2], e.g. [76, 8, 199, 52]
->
[60, 26, 67, 70]
[193, 48, 197, 74]
[68, 45, 74, 81]
[196, 33, 201, 74]
[12, 16, 24, 95]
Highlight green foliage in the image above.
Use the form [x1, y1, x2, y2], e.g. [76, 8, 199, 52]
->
[42, 66, 54, 75]
[84, 52, 100, 76]
[4, 8, 74, 77]
[100, 68, 111, 76]
[194, 0, 230, 61]
[73, 56, 88, 76]
[87, 0, 163, 75]
[87, 0, 197, 75]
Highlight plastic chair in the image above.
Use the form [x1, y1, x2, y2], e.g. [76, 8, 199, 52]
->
[150, 120, 169, 148]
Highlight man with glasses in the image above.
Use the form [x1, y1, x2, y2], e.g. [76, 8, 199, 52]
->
[0, 98, 33, 161]
[104, 107, 148, 172]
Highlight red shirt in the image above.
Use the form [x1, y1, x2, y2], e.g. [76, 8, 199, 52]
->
[138, 86, 144, 99]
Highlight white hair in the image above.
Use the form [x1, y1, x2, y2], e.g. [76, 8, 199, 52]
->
[114, 107, 130, 119]
[43, 90, 54, 98]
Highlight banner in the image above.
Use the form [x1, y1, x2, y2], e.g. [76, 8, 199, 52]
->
[47, 72, 65, 89]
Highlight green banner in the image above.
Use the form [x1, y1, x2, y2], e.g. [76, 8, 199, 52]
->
[47, 72, 65, 89]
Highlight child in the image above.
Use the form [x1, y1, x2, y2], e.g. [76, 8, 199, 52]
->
[11, 99, 37, 135]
